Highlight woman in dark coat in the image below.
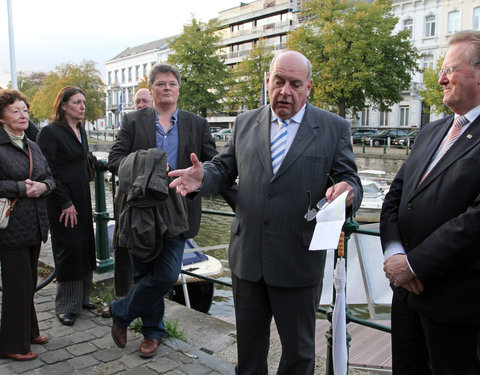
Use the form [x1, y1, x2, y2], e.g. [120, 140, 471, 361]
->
[0, 89, 55, 360]
[37, 86, 98, 326]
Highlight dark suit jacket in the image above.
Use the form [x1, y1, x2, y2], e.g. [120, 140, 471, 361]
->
[109, 107, 234, 239]
[380, 114, 480, 325]
[201, 103, 362, 288]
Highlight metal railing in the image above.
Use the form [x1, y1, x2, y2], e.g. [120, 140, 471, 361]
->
[9, 168, 391, 373]
[197, 209, 391, 375]
[87, 171, 392, 374]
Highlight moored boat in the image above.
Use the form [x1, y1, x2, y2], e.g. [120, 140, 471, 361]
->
[98, 226, 224, 314]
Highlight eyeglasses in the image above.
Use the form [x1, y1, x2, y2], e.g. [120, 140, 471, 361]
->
[438, 62, 480, 79]
[135, 99, 152, 105]
[438, 67, 455, 79]
[304, 175, 336, 222]
[152, 81, 179, 89]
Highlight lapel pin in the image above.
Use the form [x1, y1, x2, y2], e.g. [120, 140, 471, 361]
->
[467, 134, 473, 139]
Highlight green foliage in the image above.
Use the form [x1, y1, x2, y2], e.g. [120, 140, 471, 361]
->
[15, 71, 47, 124]
[418, 57, 452, 115]
[127, 317, 186, 341]
[226, 39, 273, 112]
[288, 0, 421, 118]
[164, 318, 186, 341]
[167, 18, 230, 117]
[129, 318, 143, 334]
[30, 60, 105, 122]
[90, 282, 115, 306]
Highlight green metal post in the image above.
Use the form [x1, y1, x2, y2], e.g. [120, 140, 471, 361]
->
[324, 218, 359, 375]
[362, 142, 366, 154]
[94, 171, 114, 273]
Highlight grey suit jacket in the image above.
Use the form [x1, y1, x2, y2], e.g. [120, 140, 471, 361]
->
[380, 114, 480, 324]
[201, 103, 362, 287]
[109, 107, 233, 239]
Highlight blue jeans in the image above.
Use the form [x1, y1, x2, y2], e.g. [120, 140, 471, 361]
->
[110, 235, 185, 341]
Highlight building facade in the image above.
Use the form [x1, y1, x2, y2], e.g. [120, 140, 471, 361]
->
[104, 0, 301, 128]
[104, 0, 480, 131]
[353, 0, 480, 131]
[104, 37, 172, 129]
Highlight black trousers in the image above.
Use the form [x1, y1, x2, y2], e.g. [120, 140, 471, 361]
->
[0, 244, 40, 354]
[392, 294, 480, 375]
[232, 274, 322, 375]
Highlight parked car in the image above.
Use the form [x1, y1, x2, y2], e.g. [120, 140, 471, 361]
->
[210, 127, 221, 135]
[351, 128, 380, 144]
[213, 128, 232, 140]
[397, 130, 419, 148]
[364, 129, 408, 146]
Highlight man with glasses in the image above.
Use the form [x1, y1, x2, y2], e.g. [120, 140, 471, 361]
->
[169, 51, 362, 374]
[102, 88, 154, 318]
[108, 63, 235, 359]
[133, 88, 153, 110]
[381, 30, 480, 374]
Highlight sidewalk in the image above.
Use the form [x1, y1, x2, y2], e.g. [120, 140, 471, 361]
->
[0, 280, 236, 375]
[2, 240, 382, 374]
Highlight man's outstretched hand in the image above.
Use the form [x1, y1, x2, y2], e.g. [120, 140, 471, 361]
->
[168, 153, 204, 197]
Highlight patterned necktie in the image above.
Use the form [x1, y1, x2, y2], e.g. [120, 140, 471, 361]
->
[420, 115, 469, 183]
[271, 118, 289, 174]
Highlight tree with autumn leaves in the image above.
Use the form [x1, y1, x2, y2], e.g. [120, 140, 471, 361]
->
[288, 0, 421, 119]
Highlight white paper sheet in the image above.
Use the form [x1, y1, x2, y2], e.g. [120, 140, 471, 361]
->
[308, 191, 348, 251]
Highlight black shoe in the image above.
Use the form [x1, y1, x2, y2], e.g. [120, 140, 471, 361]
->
[57, 313, 75, 326]
[82, 302, 96, 310]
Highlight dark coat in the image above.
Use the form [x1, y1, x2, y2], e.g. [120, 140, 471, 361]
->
[0, 126, 54, 249]
[117, 148, 189, 261]
[380, 114, 480, 325]
[37, 122, 96, 281]
[109, 107, 236, 239]
[201, 103, 362, 287]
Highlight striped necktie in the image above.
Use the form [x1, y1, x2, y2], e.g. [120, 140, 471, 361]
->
[420, 115, 469, 183]
[271, 118, 289, 174]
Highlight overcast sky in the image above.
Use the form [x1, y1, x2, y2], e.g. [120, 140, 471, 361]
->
[0, 0, 251, 87]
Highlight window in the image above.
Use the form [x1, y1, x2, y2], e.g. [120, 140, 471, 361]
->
[135, 66, 139, 81]
[403, 19, 413, 39]
[128, 67, 132, 82]
[121, 69, 125, 83]
[361, 107, 370, 126]
[400, 106, 410, 126]
[114, 70, 118, 83]
[448, 11, 460, 34]
[107, 72, 112, 85]
[379, 112, 389, 126]
[423, 54, 434, 70]
[474, 8, 480, 30]
[425, 15, 436, 38]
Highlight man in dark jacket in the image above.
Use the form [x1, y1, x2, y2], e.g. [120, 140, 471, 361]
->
[108, 63, 235, 358]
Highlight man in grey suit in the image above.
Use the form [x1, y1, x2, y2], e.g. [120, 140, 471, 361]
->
[169, 51, 362, 374]
[108, 63, 235, 358]
[381, 31, 480, 374]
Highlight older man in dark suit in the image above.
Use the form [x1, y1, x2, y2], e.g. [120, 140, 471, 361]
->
[169, 51, 362, 374]
[381, 30, 480, 375]
[108, 63, 235, 358]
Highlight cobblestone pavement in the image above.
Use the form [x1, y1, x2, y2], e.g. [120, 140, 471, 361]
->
[0, 281, 235, 375]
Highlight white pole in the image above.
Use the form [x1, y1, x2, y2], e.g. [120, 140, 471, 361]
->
[7, 0, 18, 89]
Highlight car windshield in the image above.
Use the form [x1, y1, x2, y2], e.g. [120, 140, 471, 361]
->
[378, 130, 391, 135]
